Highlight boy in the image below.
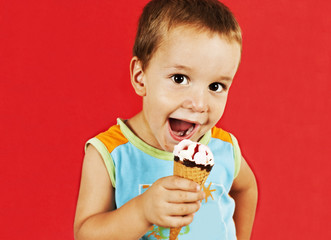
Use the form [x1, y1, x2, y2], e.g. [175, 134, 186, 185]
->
[74, 0, 257, 239]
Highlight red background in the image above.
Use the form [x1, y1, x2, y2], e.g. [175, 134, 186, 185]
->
[1, 0, 330, 239]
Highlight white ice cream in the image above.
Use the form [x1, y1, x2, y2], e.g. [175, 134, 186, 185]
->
[173, 139, 214, 166]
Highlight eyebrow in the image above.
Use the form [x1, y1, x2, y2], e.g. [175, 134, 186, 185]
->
[163, 64, 192, 71]
[219, 76, 234, 81]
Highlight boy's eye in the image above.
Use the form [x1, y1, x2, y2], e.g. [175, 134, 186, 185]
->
[209, 82, 224, 93]
[171, 74, 188, 85]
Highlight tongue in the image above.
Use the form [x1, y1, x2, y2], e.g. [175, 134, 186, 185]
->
[169, 118, 194, 131]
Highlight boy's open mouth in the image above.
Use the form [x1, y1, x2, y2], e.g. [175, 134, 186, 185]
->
[168, 118, 198, 140]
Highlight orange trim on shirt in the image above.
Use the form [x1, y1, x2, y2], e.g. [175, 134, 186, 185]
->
[211, 126, 233, 144]
[96, 125, 128, 153]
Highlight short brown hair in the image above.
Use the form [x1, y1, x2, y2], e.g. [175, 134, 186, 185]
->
[133, 0, 242, 70]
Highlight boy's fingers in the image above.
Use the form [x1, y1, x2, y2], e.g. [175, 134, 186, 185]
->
[167, 190, 205, 203]
[167, 202, 201, 216]
[164, 214, 195, 228]
[162, 176, 200, 192]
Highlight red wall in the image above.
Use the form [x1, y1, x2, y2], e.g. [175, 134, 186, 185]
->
[1, 0, 330, 239]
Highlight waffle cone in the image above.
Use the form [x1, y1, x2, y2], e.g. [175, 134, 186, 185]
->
[173, 160, 210, 185]
[169, 160, 211, 240]
[169, 227, 181, 240]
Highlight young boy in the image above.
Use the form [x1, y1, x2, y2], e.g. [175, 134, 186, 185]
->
[74, 0, 257, 239]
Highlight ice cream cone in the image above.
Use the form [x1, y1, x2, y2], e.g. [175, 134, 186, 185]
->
[173, 160, 210, 185]
[169, 139, 214, 240]
[169, 157, 212, 240]
[169, 226, 181, 240]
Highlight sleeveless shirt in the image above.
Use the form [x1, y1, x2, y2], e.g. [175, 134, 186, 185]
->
[86, 118, 242, 240]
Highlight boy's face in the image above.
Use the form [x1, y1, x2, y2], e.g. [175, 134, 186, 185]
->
[134, 25, 241, 152]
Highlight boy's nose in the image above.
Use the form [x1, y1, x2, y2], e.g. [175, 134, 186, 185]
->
[183, 88, 208, 113]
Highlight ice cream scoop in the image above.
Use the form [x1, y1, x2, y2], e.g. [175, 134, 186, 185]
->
[173, 139, 214, 170]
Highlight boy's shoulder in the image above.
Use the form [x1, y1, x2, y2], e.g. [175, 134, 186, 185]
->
[211, 126, 234, 145]
[211, 126, 242, 178]
[94, 123, 128, 154]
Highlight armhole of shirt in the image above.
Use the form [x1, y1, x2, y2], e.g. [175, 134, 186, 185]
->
[85, 137, 116, 188]
[229, 133, 242, 179]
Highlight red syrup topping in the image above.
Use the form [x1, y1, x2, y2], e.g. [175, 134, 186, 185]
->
[192, 144, 200, 159]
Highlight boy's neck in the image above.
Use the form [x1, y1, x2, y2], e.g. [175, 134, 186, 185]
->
[126, 111, 158, 149]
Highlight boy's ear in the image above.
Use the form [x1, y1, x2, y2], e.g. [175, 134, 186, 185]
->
[130, 56, 146, 96]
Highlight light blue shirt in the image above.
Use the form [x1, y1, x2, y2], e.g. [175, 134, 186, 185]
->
[87, 119, 241, 240]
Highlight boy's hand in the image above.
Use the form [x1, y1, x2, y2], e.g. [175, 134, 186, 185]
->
[138, 176, 205, 228]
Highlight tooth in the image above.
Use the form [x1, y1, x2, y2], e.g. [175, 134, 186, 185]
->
[174, 131, 184, 136]
[186, 126, 194, 135]
[190, 125, 194, 132]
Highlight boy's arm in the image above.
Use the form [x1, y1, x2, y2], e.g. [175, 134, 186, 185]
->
[73, 144, 150, 239]
[74, 145, 204, 240]
[230, 156, 258, 240]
